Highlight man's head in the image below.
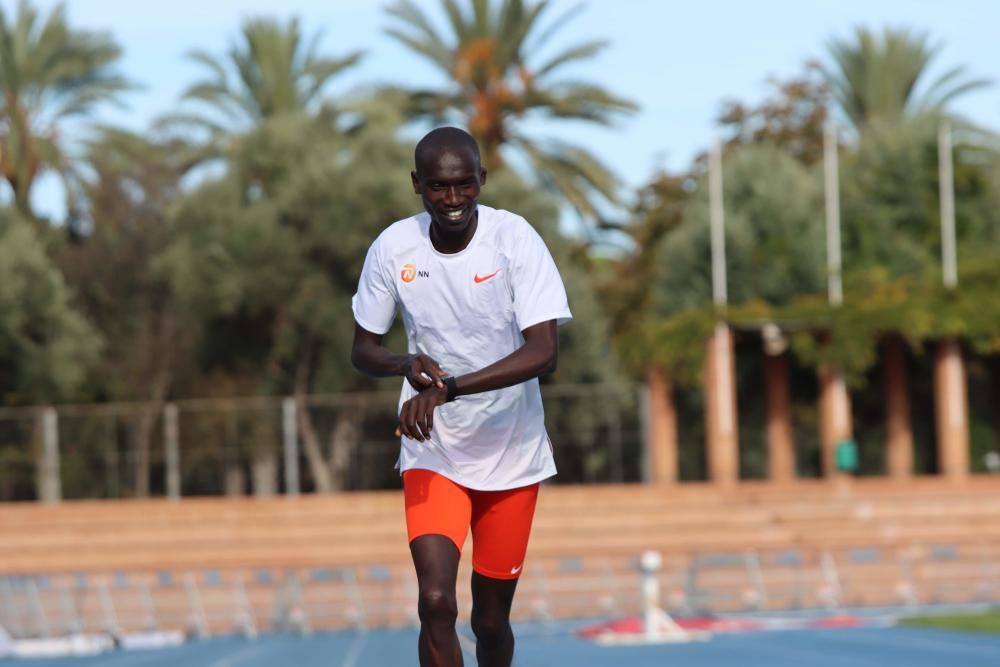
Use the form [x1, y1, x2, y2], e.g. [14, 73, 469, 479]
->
[411, 127, 487, 238]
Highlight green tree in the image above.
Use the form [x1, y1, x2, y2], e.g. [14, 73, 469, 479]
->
[384, 0, 637, 220]
[0, 0, 131, 222]
[160, 109, 417, 492]
[0, 207, 101, 499]
[654, 145, 825, 316]
[169, 16, 362, 142]
[718, 63, 831, 166]
[0, 209, 99, 402]
[823, 27, 990, 131]
[820, 27, 994, 274]
[56, 127, 200, 497]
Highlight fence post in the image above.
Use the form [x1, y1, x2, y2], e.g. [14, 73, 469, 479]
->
[164, 403, 181, 500]
[41, 407, 61, 503]
[283, 397, 300, 496]
[607, 396, 624, 483]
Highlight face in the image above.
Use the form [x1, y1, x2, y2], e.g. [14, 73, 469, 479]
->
[411, 145, 487, 237]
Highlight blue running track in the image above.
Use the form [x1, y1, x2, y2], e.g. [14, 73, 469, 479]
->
[4, 625, 1000, 666]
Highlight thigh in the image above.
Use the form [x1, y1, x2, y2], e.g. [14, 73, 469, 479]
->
[403, 469, 473, 554]
[469, 483, 540, 580]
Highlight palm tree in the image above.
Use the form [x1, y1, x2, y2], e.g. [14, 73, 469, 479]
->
[823, 27, 990, 479]
[170, 17, 362, 140]
[823, 27, 990, 130]
[384, 0, 637, 221]
[0, 0, 131, 222]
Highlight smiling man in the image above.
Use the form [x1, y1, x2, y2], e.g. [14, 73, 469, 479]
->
[351, 126, 572, 667]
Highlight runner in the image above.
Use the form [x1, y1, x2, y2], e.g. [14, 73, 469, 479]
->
[351, 126, 572, 666]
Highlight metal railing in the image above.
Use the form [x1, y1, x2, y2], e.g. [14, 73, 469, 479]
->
[2, 543, 997, 640]
[0, 383, 642, 502]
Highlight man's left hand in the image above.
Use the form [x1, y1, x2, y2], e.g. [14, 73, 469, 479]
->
[395, 385, 448, 441]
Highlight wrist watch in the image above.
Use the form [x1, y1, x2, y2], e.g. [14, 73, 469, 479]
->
[442, 376, 458, 402]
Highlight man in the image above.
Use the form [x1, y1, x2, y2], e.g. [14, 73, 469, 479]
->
[351, 126, 571, 667]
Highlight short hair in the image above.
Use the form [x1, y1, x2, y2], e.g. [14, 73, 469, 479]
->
[414, 127, 481, 172]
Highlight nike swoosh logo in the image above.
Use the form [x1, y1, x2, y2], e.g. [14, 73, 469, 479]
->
[510, 565, 522, 575]
[474, 270, 500, 284]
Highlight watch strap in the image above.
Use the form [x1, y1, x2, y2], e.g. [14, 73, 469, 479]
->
[443, 376, 458, 402]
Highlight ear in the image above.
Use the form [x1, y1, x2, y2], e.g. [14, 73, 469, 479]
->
[479, 168, 487, 186]
[411, 170, 420, 194]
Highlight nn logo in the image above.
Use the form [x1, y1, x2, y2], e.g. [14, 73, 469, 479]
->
[400, 264, 430, 283]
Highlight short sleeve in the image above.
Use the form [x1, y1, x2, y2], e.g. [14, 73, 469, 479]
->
[510, 223, 573, 331]
[352, 237, 398, 335]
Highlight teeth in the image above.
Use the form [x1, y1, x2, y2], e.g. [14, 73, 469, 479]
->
[445, 211, 463, 220]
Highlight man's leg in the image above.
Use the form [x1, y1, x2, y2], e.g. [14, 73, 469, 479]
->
[468, 482, 540, 667]
[411, 534, 464, 667]
[470, 572, 518, 667]
[404, 470, 473, 667]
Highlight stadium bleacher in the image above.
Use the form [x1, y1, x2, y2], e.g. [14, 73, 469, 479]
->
[2, 477, 1000, 636]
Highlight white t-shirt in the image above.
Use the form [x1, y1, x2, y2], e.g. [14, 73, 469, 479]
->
[352, 205, 572, 490]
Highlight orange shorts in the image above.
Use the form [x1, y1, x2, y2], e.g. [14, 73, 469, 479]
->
[402, 469, 540, 580]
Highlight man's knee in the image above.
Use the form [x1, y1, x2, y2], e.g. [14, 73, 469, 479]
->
[471, 610, 511, 646]
[418, 587, 458, 626]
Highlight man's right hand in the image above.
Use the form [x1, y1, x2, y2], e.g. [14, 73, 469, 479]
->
[404, 354, 446, 391]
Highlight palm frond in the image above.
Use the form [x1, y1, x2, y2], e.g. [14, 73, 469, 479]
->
[186, 50, 229, 83]
[0, 0, 131, 220]
[384, 1, 451, 51]
[472, 0, 493, 35]
[533, 40, 607, 79]
[824, 26, 987, 130]
[524, 83, 637, 122]
[912, 66, 992, 112]
[441, 0, 473, 41]
[383, 28, 453, 73]
[525, 1, 584, 54]
[385, 0, 633, 222]
[494, 0, 546, 71]
[512, 134, 623, 218]
[154, 110, 230, 138]
[301, 51, 364, 103]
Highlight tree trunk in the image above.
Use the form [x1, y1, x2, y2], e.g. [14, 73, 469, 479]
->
[294, 351, 333, 493]
[133, 319, 175, 497]
[817, 365, 853, 478]
[764, 352, 795, 482]
[328, 396, 367, 492]
[705, 324, 739, 485]
[644, 366, 678, 484]
[934, 338, 969, 480]
[882, 335, 913, 479]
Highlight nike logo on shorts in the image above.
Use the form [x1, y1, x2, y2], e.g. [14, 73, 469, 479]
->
[510, 565, 522, 575]
[474, 270, 500, 283]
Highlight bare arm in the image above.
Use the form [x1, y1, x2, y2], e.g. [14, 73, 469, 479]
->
[395, 320, 558, 441]
[451, 319, 558, 397]
[351, 324, 446, 390]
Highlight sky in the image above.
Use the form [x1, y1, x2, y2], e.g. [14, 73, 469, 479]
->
[8, 0, 1000, 219]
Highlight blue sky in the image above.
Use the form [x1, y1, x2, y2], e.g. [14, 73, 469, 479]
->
[9, 0, 1000, 218]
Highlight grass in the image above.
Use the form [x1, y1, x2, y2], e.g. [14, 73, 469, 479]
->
[901, 610, 1000, 634]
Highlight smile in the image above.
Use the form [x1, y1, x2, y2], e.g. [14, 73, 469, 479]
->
[442, 210, 466, 222]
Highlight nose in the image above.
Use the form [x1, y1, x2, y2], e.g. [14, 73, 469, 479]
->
[444, 186, 461, 206]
